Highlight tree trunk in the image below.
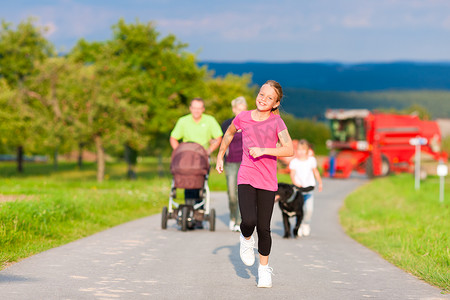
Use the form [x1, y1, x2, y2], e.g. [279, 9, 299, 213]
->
[78, 143, 84, 169]
[124, 143, 137, 180]
[158, 153, 164, 178]
[17, 145, 24, 173]
[53, 148, 58, 170]
[95, 135, 105, 182]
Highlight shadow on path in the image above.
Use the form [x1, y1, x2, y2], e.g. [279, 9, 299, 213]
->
[213, 242, 258, 284]
[0, 274, 36, 283]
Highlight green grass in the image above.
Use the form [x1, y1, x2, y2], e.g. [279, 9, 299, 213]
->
[3, 159, 449, 294]
[340, 174, 450, 293]
[0, 158, 227, 270]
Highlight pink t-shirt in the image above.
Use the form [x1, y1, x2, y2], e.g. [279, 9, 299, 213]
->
[233, 110, 287, 191]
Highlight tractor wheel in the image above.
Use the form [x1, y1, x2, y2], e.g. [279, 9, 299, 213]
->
[380, 155, 390, 176]
[161, 206, 168, 229]
[365, 157, 374, 178]
[366, 155, 390, 178]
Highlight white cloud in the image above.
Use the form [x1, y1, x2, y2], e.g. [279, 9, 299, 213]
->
[341, 15, 371, 28]
[2, 0, 450, 61]
[19, 0, 117, 39]
[157, 10, 314, 43]
[443, 16, 450, 30]
[157, 12, 269, 40]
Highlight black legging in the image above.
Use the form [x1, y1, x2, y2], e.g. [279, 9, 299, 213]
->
[238, 184, 275, 256]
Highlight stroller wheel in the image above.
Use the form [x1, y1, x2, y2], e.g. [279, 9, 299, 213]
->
[209, 208, 216, 232]
[181, 206, 189, 232]
[161, 206, 168, 229]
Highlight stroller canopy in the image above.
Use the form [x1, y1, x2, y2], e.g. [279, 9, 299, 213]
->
[171, 142, 210, 189]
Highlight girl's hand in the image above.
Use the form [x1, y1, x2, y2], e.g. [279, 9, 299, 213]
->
[318, 182, 323, 192]
[216, 157, 224, 174]
[249, 147, 265, 158]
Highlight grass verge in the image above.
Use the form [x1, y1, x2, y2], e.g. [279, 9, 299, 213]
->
[0, 157, 232, 270]
[340, 173, 450, 293]
[0, 160, 177, 270]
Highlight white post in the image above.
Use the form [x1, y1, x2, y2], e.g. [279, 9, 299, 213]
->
[415, 143, 421, 190]
[410, 137, 427, 191]
[437, 162, 448, 203]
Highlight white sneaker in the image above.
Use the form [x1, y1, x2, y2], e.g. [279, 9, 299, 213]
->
[233, 224, 241, 232]
[229, 220, 236, 231]
[302, 224, 311, 236]
[239, 234, 255, 266]
[257, 265, 273, 288]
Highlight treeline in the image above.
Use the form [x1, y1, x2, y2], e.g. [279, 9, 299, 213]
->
[0, 19, 257, 181]
[282, 88, 450, 120]
[281, 113, 330, 154]
[0, 19, 330, 181]
[199, 61, 450, 91]
[200, 62, 450, 120]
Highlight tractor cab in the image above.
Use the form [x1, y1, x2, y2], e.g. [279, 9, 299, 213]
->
[326, 109, 370, 151]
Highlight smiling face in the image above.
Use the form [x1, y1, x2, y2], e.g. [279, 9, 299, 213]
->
[256, 84, 279, 112]
[189, 99, 205, 121]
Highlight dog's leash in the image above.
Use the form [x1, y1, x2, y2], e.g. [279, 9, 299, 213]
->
[281, 187, 299, 216]
[284, 185, 314, 204]
[285, 186, 299, 204]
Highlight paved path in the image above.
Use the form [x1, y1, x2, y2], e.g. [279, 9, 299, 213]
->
[0, 178, 448, 299]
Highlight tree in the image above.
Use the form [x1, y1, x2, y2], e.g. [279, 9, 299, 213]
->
[0, 19, 54, 172]
[402, 104, 431, 120]
[56, 59, 148, 182]
[24, 57, 78, 169]
[203, 73, 257, 124]
[0, 79, 19, 154]
[69, 19, 209, 179]
[377, 104, 432, 120]
[282, 113, 330, 155]
[0, 18, 258, 178]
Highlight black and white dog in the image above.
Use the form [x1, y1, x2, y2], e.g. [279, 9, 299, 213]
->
[275, 183, 313, 238]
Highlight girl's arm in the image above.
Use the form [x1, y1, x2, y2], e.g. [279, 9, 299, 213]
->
[249, 129, 294, 158]
[216, 123, 237, 174]
[313, 167, 323, 192]
[290, 168, 302, 187]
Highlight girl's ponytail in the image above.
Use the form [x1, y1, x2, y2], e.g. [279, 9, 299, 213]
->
[265, 80, 283, 115]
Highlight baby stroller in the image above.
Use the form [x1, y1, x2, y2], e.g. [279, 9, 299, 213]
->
[161, 142, 216, 231]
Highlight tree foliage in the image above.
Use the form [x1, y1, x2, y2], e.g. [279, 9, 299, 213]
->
[1, 18, 329, 180]
[0, 19, 54, 86]
[203, 73, 257, 125]
[0, 19, 54, 171]
[282, 113, 330, 155]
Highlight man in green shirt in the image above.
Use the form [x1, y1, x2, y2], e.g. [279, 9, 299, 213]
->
[170, 98, 223, 228]
[170, 98, 223, 154]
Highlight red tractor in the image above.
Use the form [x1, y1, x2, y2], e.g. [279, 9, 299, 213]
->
[322, 109, 447, 178]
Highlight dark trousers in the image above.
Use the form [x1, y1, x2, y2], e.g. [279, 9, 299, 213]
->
[238, 184, 275, 256]
[184, 189, 200, 201]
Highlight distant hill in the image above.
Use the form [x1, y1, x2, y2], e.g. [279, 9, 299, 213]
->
[281, 88, 450, 120]
[199, 61, 450, 91]
[199, 61, 450, 119]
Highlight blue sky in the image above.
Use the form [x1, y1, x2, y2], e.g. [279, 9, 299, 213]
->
[2, 0, 450, 62]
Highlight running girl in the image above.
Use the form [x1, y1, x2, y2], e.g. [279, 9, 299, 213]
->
[216, 80, 294, 288]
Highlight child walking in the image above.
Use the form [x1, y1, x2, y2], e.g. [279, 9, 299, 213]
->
[216, 80, 294, 288]
[289, 139, 323, 237]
